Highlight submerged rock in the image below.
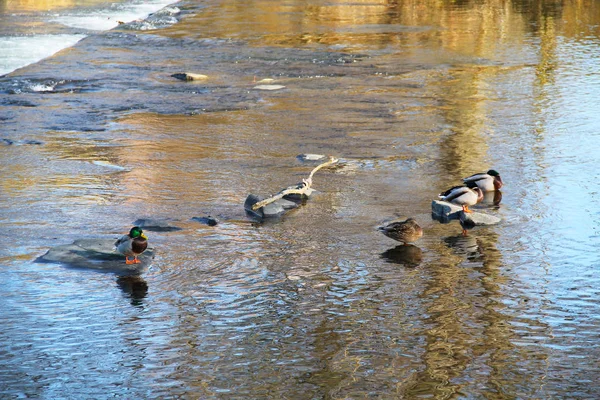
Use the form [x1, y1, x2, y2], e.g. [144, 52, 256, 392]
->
[36, 238, 154, 275]
[1, 138, 43, 146]
[91, 160, 129, 171]
[297, 153, 326, 162]
[132, 218, 183, 232]
[191, 216, 219, 226]
[431, 200, 501, 225]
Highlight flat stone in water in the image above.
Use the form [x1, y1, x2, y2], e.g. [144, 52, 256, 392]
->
[91, 160, 129, 171]
[171, 72, 208, 81]
[133, 218, 183, 232]
[431, 200, 501, 225]
[252, 84, 286, 91]
[36, 238, 154, 276]
[276, 197, 299, 209]
[297, 153, 326, 162]
[1, 138, 44, 146]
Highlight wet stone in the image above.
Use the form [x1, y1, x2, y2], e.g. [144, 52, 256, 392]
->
[431, 200, 501, 225]
[297, 153, 326, 162]
[276, 197, 299, 209]
[280, 182, 314, 201]
[132, 218, 183, 232]
[36, 238, 154, 276]
[244, 194, 299, 219]
[1, 138, 43, 146]
[191, 216, 219, 226]
[252, 84, 286, 91]
[171, 72, 208, 81]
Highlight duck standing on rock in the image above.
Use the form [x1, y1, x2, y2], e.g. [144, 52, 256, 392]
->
[115, 226, 148, 264]
[378, 217, 423, 244]
[463, 170, 503, 192]
[438, 186, 483, 213]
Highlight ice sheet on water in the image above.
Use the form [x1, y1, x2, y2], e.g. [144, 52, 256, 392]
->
[0, 34, 86, 76]
[0, 0, 178, 76]
[52, 0, 178, 31]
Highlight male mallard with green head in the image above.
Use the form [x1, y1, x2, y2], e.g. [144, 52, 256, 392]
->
[378, 217, 423, 244]
[463, 169, 503, 192]
[115, 226, 148, 264]
[438, 186, 483, 213]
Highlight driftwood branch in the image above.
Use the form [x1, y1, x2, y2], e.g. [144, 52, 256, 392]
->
[251, 157, 339, 211]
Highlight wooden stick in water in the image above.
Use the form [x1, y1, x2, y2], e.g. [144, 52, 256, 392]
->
[251, 157, 339, 211]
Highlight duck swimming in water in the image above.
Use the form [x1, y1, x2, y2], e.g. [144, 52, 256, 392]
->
[115, 226, 148, 264]
[438, 186, 484, 213]
[463, 170, 503, 192]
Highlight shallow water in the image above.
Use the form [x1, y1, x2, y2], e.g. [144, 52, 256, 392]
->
[2, 0, 600, 398]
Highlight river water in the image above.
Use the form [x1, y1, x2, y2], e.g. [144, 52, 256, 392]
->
[1, 0, 600, 398]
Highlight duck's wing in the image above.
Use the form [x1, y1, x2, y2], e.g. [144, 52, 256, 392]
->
[463, 173, 488, 183]
[439, 185, 468, 199]
[115, 234, 130, 247]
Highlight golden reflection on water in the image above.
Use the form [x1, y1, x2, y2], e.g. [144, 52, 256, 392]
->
[1, 0, 119, 12]
[122, 2, 593, 394]
[396, 230, 517, 398]
[156, 0, 584, 186]
[2, 0, 77, 11]
[114, 111, 274, 207]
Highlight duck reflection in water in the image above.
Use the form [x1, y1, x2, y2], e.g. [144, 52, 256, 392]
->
[480, 190, 502, 208]
[378, 217, 424, 267]
[459, 210, 477, 236]
[117, 275, 149, 307]
[444, 213, 484, 261]
[444, 234, 483, 261]
[381, 244, 423, 267]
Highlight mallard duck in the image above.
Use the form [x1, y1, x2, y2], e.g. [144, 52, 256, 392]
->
[438, 186, 483, 213]
[115, 226, 148, 264]
[463, 170, 503, 192]
[378, 217, 423, 244]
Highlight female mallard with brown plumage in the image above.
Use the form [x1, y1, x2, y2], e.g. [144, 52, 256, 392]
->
[378, 217, 423, 244]
[438, 186, 483, 213]
[463, 169, 503, 192]
[115, 226, 148, 264]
